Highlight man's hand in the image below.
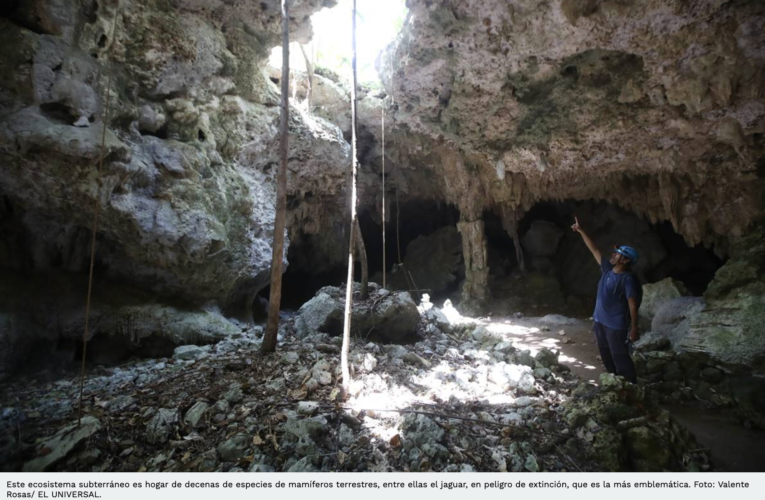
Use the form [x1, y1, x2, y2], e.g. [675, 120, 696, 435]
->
[629, 326, 639, 342]
[573, 216, 601, 264]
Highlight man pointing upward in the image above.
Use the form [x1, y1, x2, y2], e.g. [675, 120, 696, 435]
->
[571, 217, 641, 383]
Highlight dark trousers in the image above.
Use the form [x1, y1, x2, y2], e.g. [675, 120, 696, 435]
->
[593, 321, 637, 383]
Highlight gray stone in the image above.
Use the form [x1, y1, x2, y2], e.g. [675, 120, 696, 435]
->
[314, 370, 333, 386]
[217, 434, 248, 461]
[294, 293, 344, 337]
[472, 325, 490, 342]
[633, 332, 671, 352]
[524, 454, 540, 472]
[22, 417, 101, 472]
[539, 314, 578, 325]
[505, 364, 536, 394]
[534, 348, 559, 368]
[287, 457, 317, 472]
[361, 353, 377, 372]
[174, 345, 205, 360]
[281, 352, 300, 365]
[184, 402, 209, 429]
[517, 350, 535, 368]
[423, 307, 452, 332]
[108, 395, 136, 413]
[297, 401, 320, 416]
[640, 278, 689, 325]
[146, 409, 178, 445]
[197, 449, 219, 472]
[223, 383, 243, 404]
[338, 424, 355, 447]
[282, 416, 328, 441]
[402, 352, 432, 369]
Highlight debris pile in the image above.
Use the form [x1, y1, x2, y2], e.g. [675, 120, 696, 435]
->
[633, 332, 765, 430]
[0, 289, 709, 472]
[564, 373, 708, 472]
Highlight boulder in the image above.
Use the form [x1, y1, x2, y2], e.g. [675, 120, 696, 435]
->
[294, 293, 344, 337]
[295, 285, 420, 343]
[640, 278, 688, 326]
[679, 233, 765, 370]
[651, 297, 705, 348]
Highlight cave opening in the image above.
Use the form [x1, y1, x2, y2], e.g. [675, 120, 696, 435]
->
[359, 199, 460, 277]
[258, 199, 461, 312]
[505, 199, 726, 309]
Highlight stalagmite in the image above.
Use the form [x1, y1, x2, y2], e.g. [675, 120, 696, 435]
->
[457, 218, 491, 313]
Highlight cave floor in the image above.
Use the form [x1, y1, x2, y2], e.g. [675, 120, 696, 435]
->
[0, 318, 604, 473]
[479, 315, 603, 383]
[1, 310, 761, 472]
[480, 314, 765, 473]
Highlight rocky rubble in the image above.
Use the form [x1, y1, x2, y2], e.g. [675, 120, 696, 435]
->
[633, 332, 765, 430]
[0, 292, 708, 472]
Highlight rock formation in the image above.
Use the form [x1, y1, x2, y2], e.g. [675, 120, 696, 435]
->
[375, 0, 765, 372]
[0, 0, 359, 375]
[1, 0, 764, 438]
[380, 0, 764, 251]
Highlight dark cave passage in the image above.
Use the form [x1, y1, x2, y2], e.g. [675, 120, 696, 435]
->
[505, 200, 725, 304]
[268, 199, 462, 311]
[358, 199, 460, 276]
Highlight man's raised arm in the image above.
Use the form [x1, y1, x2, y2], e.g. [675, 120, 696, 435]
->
[571, 217, 602, 265]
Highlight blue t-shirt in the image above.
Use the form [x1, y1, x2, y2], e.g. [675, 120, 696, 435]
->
[593, 257, 638, 331]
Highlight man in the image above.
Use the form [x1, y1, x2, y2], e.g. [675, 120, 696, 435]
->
[571, 217, 640, 383]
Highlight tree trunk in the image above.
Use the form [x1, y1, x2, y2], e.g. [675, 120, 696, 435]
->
[299, 43, 314, 111]
[341, 0, 359, 400]
[261, 0, 290, 354]
[354, 217, 368, 300]
[381, 107, 386, 289]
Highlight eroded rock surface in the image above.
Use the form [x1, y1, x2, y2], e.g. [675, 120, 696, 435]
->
[380, 0, 765, 250]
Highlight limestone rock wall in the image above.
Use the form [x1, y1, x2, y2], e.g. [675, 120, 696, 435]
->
[379, 0, 765, 250]
[374, 0, 765, 371]
[0, 0, 348, 312]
